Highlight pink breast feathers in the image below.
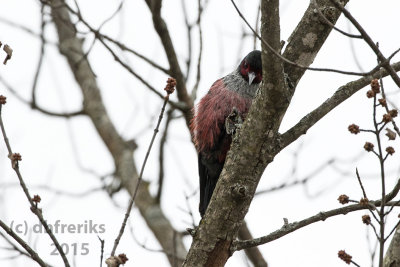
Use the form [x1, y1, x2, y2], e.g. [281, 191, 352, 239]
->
[191, 79, 253, 153]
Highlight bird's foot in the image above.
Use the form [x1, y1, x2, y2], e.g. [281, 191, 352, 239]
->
[186, 227, 198, 237]
[225, 107, 243, 135]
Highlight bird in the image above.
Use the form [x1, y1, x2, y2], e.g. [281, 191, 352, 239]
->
[190, 50, 262, 217]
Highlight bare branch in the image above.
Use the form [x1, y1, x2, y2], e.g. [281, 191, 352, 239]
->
[385, 220, 400, 242]
[128, 224, 185, 262]
[230, 0, 384, 77]
[0, 73, 85, 118]
[144, 0, 194, 125]
[0, 182, 106, 198]
[190, 0, 204, 101]
[156, 108, 173, 203]
[0, 101, 70, 266]
[48, 1, 187, 264]
[0, 220, 48, 267]
[31, 5, 46, 107]
[280, 61, 400, 149]
[235, 200, 400, 251]
[101, 34, 171, 75]
[110, 79, 174, 256]
[98, 236, 105, 267]
[311, 0, 362, 39]
[356, 168, 368, 199]
[329, 0, 400, 87]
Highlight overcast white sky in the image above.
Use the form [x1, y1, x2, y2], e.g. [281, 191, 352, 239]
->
[1, 0, 400, 266]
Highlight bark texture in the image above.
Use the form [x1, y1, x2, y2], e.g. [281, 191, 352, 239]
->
[183, 0, 349, 266]
[385, 225, 400, 267]
[49, 0, 187, 265]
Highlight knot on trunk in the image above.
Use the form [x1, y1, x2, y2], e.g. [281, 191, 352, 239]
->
[231, 183, 247, 200]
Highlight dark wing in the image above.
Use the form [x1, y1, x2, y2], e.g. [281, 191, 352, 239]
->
[198, 152, 224, 217]
[198, 152, 208, 217]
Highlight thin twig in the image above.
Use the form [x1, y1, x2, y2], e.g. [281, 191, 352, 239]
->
[181, 0, 192, 82]
[311, 0, 362, 39]
[97, 0, 125, 30]
[0, 231, 30, 258]
[48, 1, 185, 110]
[253, 2, 261, 50]
[279, 61, 400, 150]
[234, 201, 400, 251]
[156, 108, 173, 203]
[0, 101, 70, 267]
[183, 192, 197, 228]
[102, 34, 171, 75]
[230, 0, 386, 77]
[98, 236, 104, 267]
[97, 39, 185, 111]
[190, 0, 204, 100]
[384, 220, 400, 242]
[235, 177, 400, 251]
[0, 75, 85, 118]
[0, 220, 48, 267]
[110, 80, 175, 256]
[31, 5, 46, 107]
[384, 199, 400, 216]
[0, 182, 106, 198]
[371, 85, 387, 267]
[128, 224, 185, 261]
[355, 168, 368, 199]
[256, 158, 336, 195]
[329, 0, 400, 87]
[378, 71, 400, 137]
[369, 222, 381, 242]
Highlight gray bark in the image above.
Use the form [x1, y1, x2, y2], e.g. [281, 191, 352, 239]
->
[183, 0, 351, 266]
[385, 225, 400, 267]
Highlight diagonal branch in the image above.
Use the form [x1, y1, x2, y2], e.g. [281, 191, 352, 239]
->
[282, 0, 349, 87]
[101, 34, 171, 75]
[0, 101, 70, 266]
[235, 201, 400, 251]
[110, 82, 174, 256]
[235, 177, 400, 250]
[144, 0, 194, 125]
[329, 0, 400, 88]
[311, 0, 362, 39]
[230, 0, 378, 77]
[0, 74, 85, 118]
[0, 220, 48, 267]
[280, 61, 400, 149]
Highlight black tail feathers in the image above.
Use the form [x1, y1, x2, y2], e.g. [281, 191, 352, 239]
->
[198, 153, 223, 217]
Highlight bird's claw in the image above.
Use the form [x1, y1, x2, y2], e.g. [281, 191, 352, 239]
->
[225, 107, 243, 135]
[186, 227, 197, 237]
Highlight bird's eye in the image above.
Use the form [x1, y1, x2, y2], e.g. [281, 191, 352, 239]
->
[243, 62, 249, 69]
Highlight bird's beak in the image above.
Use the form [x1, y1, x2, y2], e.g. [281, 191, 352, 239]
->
[248, 72, 256, 85]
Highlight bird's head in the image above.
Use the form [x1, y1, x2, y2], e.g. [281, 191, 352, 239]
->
[238, 50, 262, 85]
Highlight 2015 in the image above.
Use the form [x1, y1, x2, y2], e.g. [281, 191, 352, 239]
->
[51, 243, 89, 256]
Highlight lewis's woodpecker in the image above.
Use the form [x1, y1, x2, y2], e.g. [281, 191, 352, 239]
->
[190, 50, 262, 216]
